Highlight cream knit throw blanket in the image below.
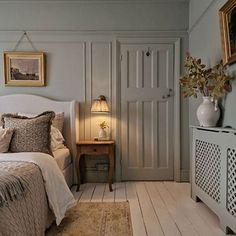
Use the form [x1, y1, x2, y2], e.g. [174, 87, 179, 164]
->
[0, 169, 27, 207]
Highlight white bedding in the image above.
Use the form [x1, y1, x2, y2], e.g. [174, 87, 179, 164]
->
[0, 152, 76, 225]
[53, 147, 71, 170]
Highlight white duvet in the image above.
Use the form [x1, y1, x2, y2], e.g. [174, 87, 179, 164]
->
[0, 152, 76, 225]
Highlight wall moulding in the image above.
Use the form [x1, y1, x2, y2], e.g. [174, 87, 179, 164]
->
[0, 31, 188, 43]
[0, 0, 189, 4]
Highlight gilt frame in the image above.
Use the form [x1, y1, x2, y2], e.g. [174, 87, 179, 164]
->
[219, 0, 236, 65]
[3, 51, 45, 86]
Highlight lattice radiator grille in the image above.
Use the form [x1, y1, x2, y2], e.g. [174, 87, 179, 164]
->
[195, 140, 221, 203]
[227, 148, 236, 217]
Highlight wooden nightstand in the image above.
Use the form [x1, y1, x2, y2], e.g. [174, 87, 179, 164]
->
[76, 141, 115, 192]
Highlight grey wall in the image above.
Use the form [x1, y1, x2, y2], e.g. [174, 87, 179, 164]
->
[0, 0, 189, 181]
[0, 1, 188, 31]
[189, 0, 236, 127]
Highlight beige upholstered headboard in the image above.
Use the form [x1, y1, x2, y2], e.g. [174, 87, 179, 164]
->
[0, 94, 79, 180]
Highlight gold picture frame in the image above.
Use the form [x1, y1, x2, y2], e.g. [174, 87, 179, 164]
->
[4, 51, 45, 86]
[219, 0, 236, 65]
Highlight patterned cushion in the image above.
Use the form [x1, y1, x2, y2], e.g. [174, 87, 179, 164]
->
[18, 112, 64, 132]
[1, 111, 55, 154]
[0, 113, 17, 127]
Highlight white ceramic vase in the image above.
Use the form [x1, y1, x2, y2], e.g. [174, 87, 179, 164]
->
[98, 128, 107, 139]
[196, 96, 220, 127]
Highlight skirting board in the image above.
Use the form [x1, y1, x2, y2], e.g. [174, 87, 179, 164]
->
[180, 170, 190, 182]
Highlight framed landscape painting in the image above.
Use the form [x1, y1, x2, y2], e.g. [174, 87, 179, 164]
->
[219, 0, 236, 64]
[4, 51, 45, 86]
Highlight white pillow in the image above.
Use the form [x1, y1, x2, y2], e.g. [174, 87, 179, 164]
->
[51, 126, 65, 151]
[51, 112, 64, 133]
[0, 127, 14, 153]
[17, 112, 64, 132]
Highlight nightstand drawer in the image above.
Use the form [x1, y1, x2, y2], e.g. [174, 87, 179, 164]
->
[80, 145, 109, 155]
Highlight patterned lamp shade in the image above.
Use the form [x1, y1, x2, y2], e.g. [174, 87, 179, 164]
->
[91, 95, 109, 112]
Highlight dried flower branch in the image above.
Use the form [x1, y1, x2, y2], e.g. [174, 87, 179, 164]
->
[99, 121, 109, 129]
[179, 53, 234, 100]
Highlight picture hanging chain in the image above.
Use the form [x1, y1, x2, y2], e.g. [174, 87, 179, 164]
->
[13, 31, 38, 51]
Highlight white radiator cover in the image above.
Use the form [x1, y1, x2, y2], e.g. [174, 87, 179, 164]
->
[191, 126, 236, 234]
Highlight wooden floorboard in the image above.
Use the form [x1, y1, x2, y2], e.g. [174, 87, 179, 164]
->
[167, 181, 226, 236]
[75, 181, 232, 236]
[126, 182, 147, 236]
[103, 183, 115, 202]
[145, 182, 181, 236]
[135, 182, 164, 236]
[79, 183, 96, 202]
[72, 184, 86, 201]
[164, 181, 216, 236]
[114, 182, 127, 202]
[91, 183, 106, 202]
[154, 182, 199, 236]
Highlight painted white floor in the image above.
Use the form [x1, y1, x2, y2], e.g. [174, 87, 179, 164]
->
[72, 182, 235, 236]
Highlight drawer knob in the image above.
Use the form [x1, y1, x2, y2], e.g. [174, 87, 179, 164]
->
[93, 148, 97, 152]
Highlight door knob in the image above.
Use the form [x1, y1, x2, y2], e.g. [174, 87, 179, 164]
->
[162, 89, 173, 99]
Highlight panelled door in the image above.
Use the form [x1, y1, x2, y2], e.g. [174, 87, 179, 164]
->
[120, 43, 175, 180]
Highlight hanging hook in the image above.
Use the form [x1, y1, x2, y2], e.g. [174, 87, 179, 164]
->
[146, 47, 151, 57]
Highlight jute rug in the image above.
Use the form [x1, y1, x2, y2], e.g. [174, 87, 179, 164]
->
[46, 201, 133, 236]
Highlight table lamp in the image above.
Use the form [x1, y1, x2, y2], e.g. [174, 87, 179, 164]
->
[91, 95, 109, 112]
[91, 95, 109, 140]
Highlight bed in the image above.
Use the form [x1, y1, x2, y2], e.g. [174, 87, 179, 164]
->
[0, 94, 79, 236]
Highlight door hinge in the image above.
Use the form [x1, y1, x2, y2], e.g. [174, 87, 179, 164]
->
[120, 54, 123, 61]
